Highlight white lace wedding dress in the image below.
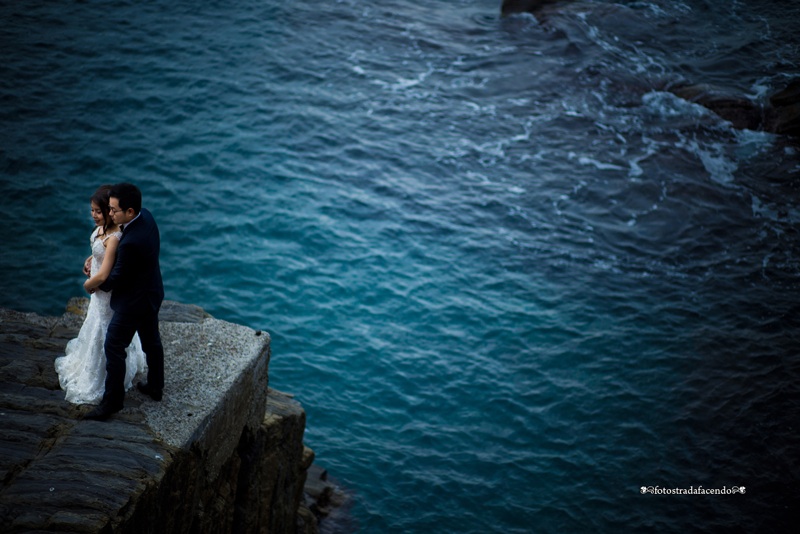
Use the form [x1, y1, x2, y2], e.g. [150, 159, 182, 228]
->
[55, 227, 147, 405]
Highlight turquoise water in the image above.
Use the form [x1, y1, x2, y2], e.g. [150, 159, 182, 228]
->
[2, 1, 799, 531]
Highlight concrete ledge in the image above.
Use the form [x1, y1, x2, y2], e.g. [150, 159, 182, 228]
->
[146, 318, 269, 478]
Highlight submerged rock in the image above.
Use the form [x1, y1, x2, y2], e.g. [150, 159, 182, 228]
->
[666, 83, 766, 131]
[500, 1, 800, 140]
[768, 79, 800, 137]
[665, 79, 800, 139]
[501, 0, 569, 17]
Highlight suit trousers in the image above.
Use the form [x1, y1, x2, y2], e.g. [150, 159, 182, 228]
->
[103, 307, 164, 406]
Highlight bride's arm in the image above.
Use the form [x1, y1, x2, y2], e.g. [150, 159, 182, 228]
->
[83, 237, 121, 293]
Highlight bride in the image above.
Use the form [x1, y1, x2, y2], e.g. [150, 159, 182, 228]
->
[55, 185, 147, 405]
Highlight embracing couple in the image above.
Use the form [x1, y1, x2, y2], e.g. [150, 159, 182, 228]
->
[55, 183, 165, 421]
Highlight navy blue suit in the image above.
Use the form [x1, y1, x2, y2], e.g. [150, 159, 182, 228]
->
[99, 207, 164, 407]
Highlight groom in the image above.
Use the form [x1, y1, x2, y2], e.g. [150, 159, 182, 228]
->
[85, 183, 165, 421]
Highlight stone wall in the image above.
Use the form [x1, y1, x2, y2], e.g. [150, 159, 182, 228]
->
[0, 300, 323, 533]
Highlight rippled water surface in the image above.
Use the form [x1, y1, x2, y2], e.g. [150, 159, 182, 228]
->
[2, 1, 799, 532]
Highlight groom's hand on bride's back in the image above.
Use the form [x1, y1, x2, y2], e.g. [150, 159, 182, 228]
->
[83, 257, 92, 277]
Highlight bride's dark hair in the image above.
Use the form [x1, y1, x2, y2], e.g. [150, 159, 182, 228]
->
[91, 184, 114, 233]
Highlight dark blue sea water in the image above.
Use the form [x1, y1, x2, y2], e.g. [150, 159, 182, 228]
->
[2, 1, 799, 532]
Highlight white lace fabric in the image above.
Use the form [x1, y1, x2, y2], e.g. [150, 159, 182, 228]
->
[54, 227, 147, 404]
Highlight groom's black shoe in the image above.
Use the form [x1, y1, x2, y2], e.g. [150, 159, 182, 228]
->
[137, 381, 163, 401]
[84, 402, 123, 421]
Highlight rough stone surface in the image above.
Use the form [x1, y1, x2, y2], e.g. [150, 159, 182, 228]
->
[235, 389, 314, 534]
[303, 464, 353, 533]
[0, 300, 330, 533]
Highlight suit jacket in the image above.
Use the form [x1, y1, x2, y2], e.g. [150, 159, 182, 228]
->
[99, 207, 164, 314]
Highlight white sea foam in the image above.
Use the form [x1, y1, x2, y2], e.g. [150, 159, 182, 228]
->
[642, 90, 708, 119]
[572, 153, 626, 171]
[689, 140, 738, 185]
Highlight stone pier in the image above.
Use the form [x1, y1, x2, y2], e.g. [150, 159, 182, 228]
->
[0, 299, 335, 533]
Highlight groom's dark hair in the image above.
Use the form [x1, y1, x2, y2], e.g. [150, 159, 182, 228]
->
[110, 183, 142, 214]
